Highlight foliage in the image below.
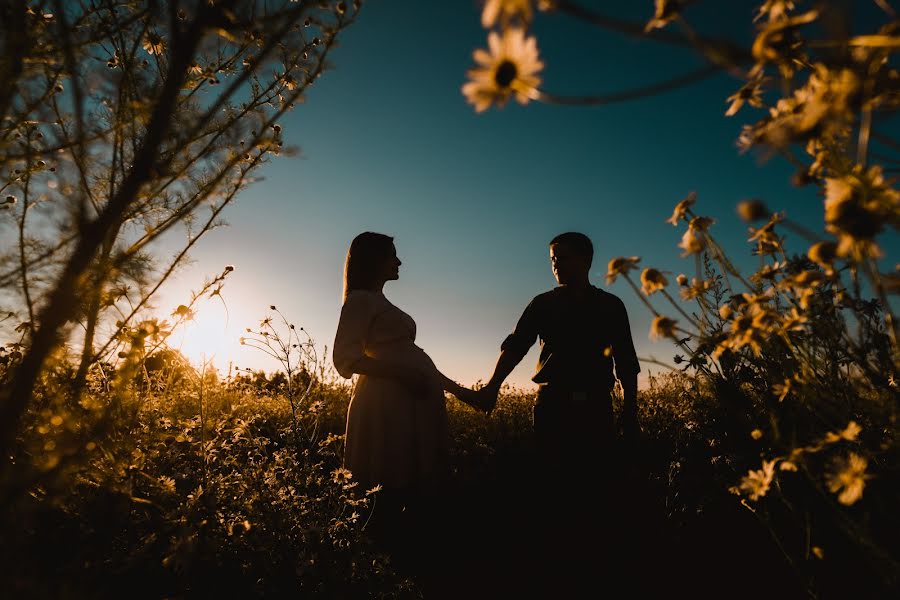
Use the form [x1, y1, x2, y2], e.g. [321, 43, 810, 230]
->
[0, 0, 361, 458]
[238, 305, 319, 444]
[1, 360, 417, 598]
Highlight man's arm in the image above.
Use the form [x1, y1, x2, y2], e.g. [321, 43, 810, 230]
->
[477, 298, 540, 410]
[484, 348, 527, 394]
[612, 297, 641, 440]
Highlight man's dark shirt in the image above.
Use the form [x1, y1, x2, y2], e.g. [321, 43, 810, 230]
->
[501, 285, 641, 391]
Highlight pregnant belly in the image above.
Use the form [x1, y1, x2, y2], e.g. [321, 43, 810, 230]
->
[366, 342, 440, 380]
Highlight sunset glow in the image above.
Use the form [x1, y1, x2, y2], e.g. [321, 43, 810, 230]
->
[166, 300, 239, 370]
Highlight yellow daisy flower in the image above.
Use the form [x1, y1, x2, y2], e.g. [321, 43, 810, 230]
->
[462, 28, 543, 113]
[143, 32, 166, 56]
[666, 191, 696, 226]
[679, 217, 713, 257]
[606, 256, 641, 284]
[640, 268, 668, 295]
[824, 165, 897, 260]
[331, 467, 353, 485]
[650, 315, 677, 340]
[826, 452, 870, 506]
[740, 459, 777, 501]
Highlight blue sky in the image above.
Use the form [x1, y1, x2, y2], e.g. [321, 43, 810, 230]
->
[158, 0, 898, 390]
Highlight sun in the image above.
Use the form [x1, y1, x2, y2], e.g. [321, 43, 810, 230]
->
[166, 299, 242, 371]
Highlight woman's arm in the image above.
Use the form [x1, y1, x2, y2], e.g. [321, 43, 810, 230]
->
[438, 371, 490, 413]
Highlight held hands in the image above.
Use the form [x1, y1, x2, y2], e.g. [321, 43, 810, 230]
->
[438, 372, 499, 415]
[454, 383, 498, 415]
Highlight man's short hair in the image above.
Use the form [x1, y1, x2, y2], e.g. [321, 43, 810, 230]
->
[550, 232, 593, 265]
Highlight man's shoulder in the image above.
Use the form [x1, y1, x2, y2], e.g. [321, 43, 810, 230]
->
[517, 289, 553, 314]
[590, 286, 627, 309]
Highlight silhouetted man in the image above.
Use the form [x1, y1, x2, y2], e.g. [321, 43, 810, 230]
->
[469, 232, 644, 594]
[476, 231, 641, 473]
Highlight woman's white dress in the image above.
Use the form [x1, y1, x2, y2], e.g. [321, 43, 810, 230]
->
[333, 290, 449, 492]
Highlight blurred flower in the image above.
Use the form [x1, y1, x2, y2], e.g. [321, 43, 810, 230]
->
[138, 320, 159, 336]
[737, 199, 770, 222]
[824, 421, 861, 443]
[679, 217, 713, 257]
[772, 378, 793, 401]
[606, 256, 641, 284]
[751, 10, 819, 76]
[743, 63, 857, 151]
[143, 32, 166, 55]
[666, 191, 696, 226]
[640, 268, 668, 295]
[824, 165, 898, 260]
[645, 0, 681, 32]
[755, 0, 797, 22]
[676, 273, 688, 286]
[481, 0, 533, 28]
[463, 28, 543, 112]
[826, 453, 870, 506]
[751, 428, 763, 440]
[740, 459, 776, 501]
[281, 74, 297, 90]
[680, 277, 711, 301]
[781, 307, 808, 331]
[172, 305, 194, 319]
[748, 213, 783, 255]
[650, 315, 677, 340]
[725, 76, 766, 116]
[807, 241, 838, 270]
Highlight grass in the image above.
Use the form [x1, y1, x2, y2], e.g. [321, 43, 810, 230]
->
[3, 366, 894, 599]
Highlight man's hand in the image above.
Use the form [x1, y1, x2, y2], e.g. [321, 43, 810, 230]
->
[476, 383, 499, 414]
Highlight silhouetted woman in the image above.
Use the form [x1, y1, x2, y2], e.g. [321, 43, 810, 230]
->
[333, 232, 476, 562]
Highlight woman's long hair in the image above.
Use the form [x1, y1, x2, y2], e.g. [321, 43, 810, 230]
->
[342, 232, 394, 302]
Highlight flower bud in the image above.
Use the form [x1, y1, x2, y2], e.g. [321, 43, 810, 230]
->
[737, 199, 770, 222]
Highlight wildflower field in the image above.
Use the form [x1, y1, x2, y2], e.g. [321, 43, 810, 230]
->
[1, 355, 896, 598]
[2, 1, 899, 598]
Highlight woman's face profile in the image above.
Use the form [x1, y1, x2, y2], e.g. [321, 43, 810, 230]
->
[381, 244, 401, 282]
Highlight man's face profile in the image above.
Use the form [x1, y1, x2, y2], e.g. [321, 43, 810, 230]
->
[549, 243, 590, 285]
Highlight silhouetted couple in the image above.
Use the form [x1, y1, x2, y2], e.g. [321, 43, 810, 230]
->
[332, 231, 641, 592]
